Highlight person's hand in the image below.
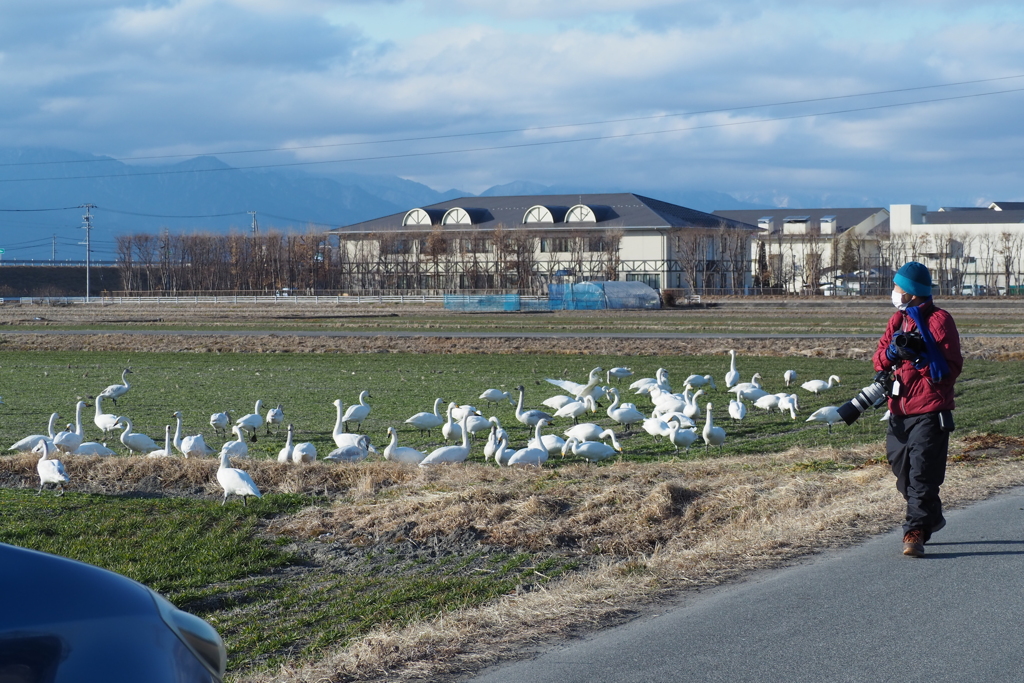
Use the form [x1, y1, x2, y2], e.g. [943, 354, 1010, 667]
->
[886, 341, 901, 362]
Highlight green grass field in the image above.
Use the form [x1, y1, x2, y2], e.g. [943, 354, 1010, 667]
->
[2, 348, 1022, 676]
[1, 350, 1020, 459]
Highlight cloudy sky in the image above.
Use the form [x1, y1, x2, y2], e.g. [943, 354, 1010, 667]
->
[4, 0, 1024, 208]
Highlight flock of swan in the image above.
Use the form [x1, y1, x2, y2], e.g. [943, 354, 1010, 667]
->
[15, 350, 853, 505]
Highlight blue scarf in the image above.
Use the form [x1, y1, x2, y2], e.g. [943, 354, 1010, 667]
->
[904, 298, 951, 382]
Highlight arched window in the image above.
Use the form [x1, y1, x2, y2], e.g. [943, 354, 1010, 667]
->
[565, 204, 596, 223]
[402, 208, 433, 226]
[523, 205, 554, 224]
[442, 207, 473, 225]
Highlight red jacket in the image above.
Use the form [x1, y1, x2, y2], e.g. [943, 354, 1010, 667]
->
[872, 299, 962, 416]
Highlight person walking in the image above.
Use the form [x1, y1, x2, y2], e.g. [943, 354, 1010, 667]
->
[872, 262, 963, 557]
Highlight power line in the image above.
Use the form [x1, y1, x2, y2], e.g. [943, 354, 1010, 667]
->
[96, 207, 248, 218]
[0, 206, 83, 212]
[2, 73, 1024, 168]
[3, 85, 1024, 185]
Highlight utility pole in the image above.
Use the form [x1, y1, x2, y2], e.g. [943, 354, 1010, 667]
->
[52, 234, 56, 263]
[80, 204, 95, 302]
[248, 210, 259, 236]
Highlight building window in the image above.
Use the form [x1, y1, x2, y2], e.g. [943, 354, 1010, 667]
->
[442, 207, 473, 225]
[402, 208, 433, 226]
[463, 238, 491, 254]
[382, 239, 412, 254]
[540, 237, 572, 253]
[626, 273, 661, 289]
[523, 205, 554, 224]
[565, 204, 596, 223]
[586, 236, 609, 252]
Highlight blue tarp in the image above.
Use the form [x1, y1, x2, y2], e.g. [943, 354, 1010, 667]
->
[443, 281, 661, 311]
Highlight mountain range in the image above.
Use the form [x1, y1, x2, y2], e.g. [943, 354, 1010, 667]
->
[0, 146, 765, 261]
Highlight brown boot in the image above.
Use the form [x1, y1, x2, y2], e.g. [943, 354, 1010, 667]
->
[903, 529, 925, 557]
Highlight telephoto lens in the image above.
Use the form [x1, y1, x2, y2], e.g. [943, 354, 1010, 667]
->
[836, 370, 892, 425]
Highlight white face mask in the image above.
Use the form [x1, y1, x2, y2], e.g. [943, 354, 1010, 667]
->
[892, 289, 907, 310]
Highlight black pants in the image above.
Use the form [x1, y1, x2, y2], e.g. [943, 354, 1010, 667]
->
[886, 412, 948, 535]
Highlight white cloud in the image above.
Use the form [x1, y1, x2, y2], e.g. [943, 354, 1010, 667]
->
[2, 0, 1024, 207]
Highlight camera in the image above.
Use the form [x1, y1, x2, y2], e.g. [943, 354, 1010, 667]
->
[892, 330, 926, 363]
[836, 370, 893, 425]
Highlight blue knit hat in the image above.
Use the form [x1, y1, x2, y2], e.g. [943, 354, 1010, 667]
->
[894, 261, 932, 297]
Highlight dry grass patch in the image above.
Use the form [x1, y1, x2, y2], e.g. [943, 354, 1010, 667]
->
[245, 439, 1024, 683]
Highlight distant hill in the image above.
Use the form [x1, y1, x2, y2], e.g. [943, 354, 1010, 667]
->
[0, 147, 762, 260]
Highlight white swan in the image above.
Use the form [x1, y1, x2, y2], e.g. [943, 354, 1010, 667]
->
[528, 418, 566, 454]
[806, 406, 843, 433]
[492, 434, 511, 466]
[69, 400, 87, 438]
[277, 424, 295, 463]
[606, 388, 645, 427]
[702, 403, 726, 452]
[801, 375, 841, 395]
[784, 370, 798, 387]
[235, 399, 265, 442]
[210, 410, 231, 437]
[442, 402, 464, 442]
[53, 424, 83, 455]
[420, 413, 471, 467]
[631, 368, 670, 395]
[35, 441, 69, 495]
[11, 412, 61, 452]
[728, 395, 747, 421]
[331, 399, 364, 448]
[542, 394, 575, 410]
[545, 367, 604, 400]
[99, 368, 132, 406]
[642, 416, 675, 437]
[292, 439, 317, 464]
[753, 394, 780, 412]
[74, 441, 117, 456]
[342, 390, 372, 430]
[217, 449, 261, 506]
[479, 389, 515, 406]
[508, 420, 550, 467]
[405, 398, 445, 433]
[265, 404, 285, 435]
[93, 395, 121, 436]
[666, 422, 699, 452]
[682, 389, 705, 420]
[484, 423, 502, 461]
[384, 426, 427, 464]
[725, 350, 740, 389]
[54, 400, 87, 453]
[325, 435, 374, 463]
[220, 425, 249, 459]
[561, 431, 622, 462]
[728, 373, 769, 401]
[684, 374, 717, 390]
[465, 413, 493, 437]
[553, 395, 597, 424]
[564, 422, 608, 443]
[514, 385, 553, 427]
[777, 394, 799, 419]
[172, 411, 214, 458]
[147, 425, 175, 458]
[487, 415, 509, 442]
[117, 417, 159, 454]
[607, 367, 633, 383]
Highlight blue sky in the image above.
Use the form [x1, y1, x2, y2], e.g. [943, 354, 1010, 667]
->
[4, 0, 1024, 208]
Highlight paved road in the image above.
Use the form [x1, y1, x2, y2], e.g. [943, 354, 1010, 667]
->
[468, 488, 1024, 683]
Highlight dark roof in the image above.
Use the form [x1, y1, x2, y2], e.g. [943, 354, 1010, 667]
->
[991, 202, 1024, 211]
[921, 209, 1024, 225]
[331, 193, 758, 234]
[713, 207, 886, 235]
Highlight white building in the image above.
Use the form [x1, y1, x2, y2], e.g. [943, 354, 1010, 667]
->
[889, 203, 1024, 295]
